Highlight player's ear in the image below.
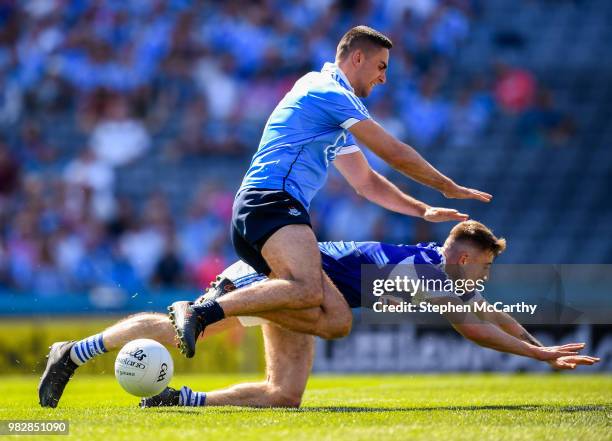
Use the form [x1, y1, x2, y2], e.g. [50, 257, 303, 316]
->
[458, 252, 469, 265]
[352, 49, 364, 66]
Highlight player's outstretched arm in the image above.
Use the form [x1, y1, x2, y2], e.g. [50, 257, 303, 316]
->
[470, 299, 600, 369]
[431, 297, 586, 361]
[348, 119, 492, 202]
[450, 314, 586, 361]
[334, 150, 469, 222]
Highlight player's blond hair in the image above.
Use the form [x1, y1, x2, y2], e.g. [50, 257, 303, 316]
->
[446, 220, 507, 256]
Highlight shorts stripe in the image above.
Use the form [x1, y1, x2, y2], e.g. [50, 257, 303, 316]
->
[233, 274, 267, 287]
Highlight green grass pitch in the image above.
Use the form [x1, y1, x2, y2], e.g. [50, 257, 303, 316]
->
[0, 374, 610, 441]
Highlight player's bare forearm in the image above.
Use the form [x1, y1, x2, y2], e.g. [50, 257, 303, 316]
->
[383, 145, 452, 192]
[473, 301, 544, 346]
[334, 151, 469, 222]
[452, 319, 585, 361]
[436, 298, 584, 361]
[349, 120, 453, 189]
[349, 119, 492, 202]
[353, 169, 427, 217]
[494, 310, 543, 346]
[451, 319, 541, 358]
[491, 313, 595, 368]
[468, 300, 599, 368]
[359, 172, 471, 222]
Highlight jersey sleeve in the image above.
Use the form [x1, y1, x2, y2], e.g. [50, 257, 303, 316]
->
[311, 86, 370, 129]
[336, 132, 361, 155]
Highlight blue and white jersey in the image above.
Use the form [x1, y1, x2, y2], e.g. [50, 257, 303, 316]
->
[217, 241, 482, 322]
[238, 62, 370, 210]
[318, 241, 451, 308]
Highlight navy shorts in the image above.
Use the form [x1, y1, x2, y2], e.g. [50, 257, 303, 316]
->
[231, 188, 311, 275]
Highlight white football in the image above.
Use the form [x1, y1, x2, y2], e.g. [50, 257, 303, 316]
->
[114, 339, 174, 397]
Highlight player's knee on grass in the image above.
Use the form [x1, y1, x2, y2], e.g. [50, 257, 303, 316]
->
[261, 324, 312, 407]
[265, 385, 303, 408]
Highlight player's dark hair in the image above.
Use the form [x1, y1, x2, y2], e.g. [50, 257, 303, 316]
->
[336, 26, 393, 61]
[447, 221, 507, 256]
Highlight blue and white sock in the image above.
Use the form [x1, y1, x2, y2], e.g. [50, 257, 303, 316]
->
[69, 333, 107, 366]
[179, 386, 207, 406]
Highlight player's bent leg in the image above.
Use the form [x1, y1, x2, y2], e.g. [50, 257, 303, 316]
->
[259, 324, 315, 407]
[38, 312, 171, 408]
[171, 225, 349, 357]
[201, 323, 314, 407]
[218, 224, 326, 315]
[259, 224, 325, 308]
[256, 307, 323, 333]
[104, 312, 239, 350]
[201, 317, 242, 338]
[39, 311, 240, 408]
[255, 274, 352, 339]
[103, 313, 176, 349]
[314, 273, 352, 339]
[144, 323, 315, 408]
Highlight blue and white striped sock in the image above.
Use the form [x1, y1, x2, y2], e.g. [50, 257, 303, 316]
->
[178, 386, 207, 406]
[69, 333, 107, 366]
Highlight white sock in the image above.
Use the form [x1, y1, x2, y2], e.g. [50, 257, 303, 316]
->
[69, 333, 107, 366]
[179, 386, 207, 406]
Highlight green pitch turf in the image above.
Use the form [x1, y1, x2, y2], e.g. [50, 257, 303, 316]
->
[0, 374, 610, 441]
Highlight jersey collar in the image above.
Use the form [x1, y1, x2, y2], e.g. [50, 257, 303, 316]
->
[434, 243, 446, 266]
[417, 241, 446, 268]
[321, 62, 354, 93]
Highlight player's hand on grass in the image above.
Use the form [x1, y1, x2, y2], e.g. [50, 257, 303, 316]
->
[529, 343, 585, 361]
[547, 355, 601, 370]
[443, 184, 492, 202]
[423, 207, 469, 222]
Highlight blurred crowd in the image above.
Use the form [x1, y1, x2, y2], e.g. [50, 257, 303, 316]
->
[0, 0, 575, 295]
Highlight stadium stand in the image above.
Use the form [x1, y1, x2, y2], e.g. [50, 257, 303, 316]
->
[0, 0, 610, 296]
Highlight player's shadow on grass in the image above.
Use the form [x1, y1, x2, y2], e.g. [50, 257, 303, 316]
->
[154, 404, 609, 414]
[294, 404, 608, 413]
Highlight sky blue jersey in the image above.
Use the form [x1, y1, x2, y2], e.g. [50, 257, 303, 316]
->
[238, 62, 371, 210]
